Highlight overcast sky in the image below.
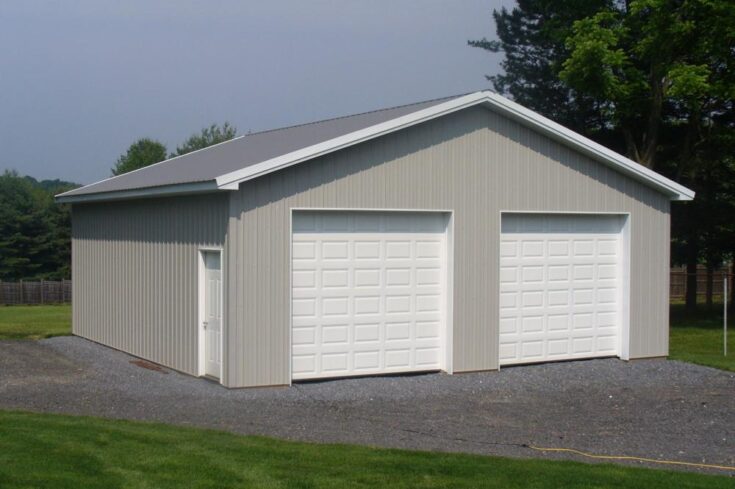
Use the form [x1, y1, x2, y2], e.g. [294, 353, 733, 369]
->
[0, 1, 508, 184]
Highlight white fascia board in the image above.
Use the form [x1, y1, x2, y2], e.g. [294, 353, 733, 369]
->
[215, 91, 694, 201]
[215, 92, 490, 190]
[55, 181, 220, 204]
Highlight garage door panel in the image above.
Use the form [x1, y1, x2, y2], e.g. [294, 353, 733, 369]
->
[520, 315, 544, 333]
[500, 214, 623, 366]
[292, 326, 316, 346]
[502, 329, 594, 342]
[520, 341, 544, 360]
[416, 347, 441, 365]
[291, 298, 317, 318]
[292, 211, 447, 380]
[546, 314, 570, 331]
[547, 339, 571, 357]
[499, 317, 518, 334]
[384, 349, 411, 368]
[354, 350, 381, 370]
[499, 344, 518, 362]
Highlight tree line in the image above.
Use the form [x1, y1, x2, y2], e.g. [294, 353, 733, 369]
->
[0, 123, 236, 281]
[470, 0, 735, 311]
[0, 173, 75, 281]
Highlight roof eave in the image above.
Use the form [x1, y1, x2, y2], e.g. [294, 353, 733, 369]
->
[55, 180, 221, 204]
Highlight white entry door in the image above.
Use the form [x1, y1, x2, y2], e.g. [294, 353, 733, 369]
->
[203, 251, 222, 378]
[499, 214, 625, 366]
[291, 211, 448, 380]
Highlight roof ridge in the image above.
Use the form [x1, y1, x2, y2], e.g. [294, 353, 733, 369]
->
[242, 91, 476, 138]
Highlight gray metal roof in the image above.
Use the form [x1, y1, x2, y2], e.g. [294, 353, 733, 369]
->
[60, 94, 465, 198]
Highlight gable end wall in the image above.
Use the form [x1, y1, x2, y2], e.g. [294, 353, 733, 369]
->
[225, 106, 670, 387]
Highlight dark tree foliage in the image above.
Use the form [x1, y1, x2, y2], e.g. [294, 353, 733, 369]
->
[472, 0, 735, 310]
[468, 1, 616, 144]
[0, 171, 77, 281]
[111, 138, 168, 176]
[171, 122, 237, 158]
[2, 123, 237, 281]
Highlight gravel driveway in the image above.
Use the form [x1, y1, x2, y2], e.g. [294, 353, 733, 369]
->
[1, 336, 733, 475]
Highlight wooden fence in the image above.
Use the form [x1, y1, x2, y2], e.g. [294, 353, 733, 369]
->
[0, 280, 72, 305]
[0, 268, 732, 305]
[669, 266, 733, 301]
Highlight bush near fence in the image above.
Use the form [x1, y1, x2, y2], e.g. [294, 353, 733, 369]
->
[0, 280, 72, 305]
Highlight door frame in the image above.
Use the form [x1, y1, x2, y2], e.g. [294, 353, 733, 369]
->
[497, 211, 632, 368]
[198, 246, 225, 382]
[289, 207, 455, 384]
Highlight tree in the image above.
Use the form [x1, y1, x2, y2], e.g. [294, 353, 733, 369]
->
[0, 171, 77, 281]
[472, 0, 735, 311]
[558, 0, 735, 170]
[171, 122, 237, 158]
[38, 178, 76, 280]
[111, 138, 168, 176]
[559, 0, 735, 311]
[468, 1, 616, 138]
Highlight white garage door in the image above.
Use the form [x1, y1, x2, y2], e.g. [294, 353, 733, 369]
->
[499, 214, 625, 366]
[291, 211, 448, 380]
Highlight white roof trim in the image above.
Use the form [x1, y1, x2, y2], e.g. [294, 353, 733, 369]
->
[215, 91, 693, 201]
[58, 90, 694, 203]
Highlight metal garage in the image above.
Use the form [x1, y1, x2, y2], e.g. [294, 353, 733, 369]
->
[58, 90, 694, 387]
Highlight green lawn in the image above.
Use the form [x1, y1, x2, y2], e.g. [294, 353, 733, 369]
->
[0, 306, 733, 486]
[670, 303, 734, 371]
[0, 304, 71, 339]
[1, 302, 733, 372]
[0, 411, 731, 489]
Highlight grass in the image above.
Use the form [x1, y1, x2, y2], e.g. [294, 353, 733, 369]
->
[0, 304, 71, 339]
[0, 305, 732, 486]
[0, 411, 732, 489]
[0, 301, 733, 371]
[669, 302, 734, 371]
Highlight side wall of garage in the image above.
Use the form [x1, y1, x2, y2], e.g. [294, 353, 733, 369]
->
[225, 106, 671, 388]
[72, 194, 228, 376]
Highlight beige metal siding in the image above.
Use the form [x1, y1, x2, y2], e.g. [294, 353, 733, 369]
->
[226, 106, 670, 387]
[72, 194, 227, 376]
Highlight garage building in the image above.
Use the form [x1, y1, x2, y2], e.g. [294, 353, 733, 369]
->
[57, 91, 694, 388]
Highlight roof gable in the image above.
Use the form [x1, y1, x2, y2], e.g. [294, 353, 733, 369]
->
[57, 91, 694, 203]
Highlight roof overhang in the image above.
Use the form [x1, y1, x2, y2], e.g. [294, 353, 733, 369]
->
[57, 91, 694, 204]
[56, 180, 219, 204]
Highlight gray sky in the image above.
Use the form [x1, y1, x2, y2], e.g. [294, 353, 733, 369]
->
[0, 1, 507, 184]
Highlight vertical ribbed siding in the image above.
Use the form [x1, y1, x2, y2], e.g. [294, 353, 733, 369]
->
[71, 193, 227, 375]
[226, 106, 671, 387]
